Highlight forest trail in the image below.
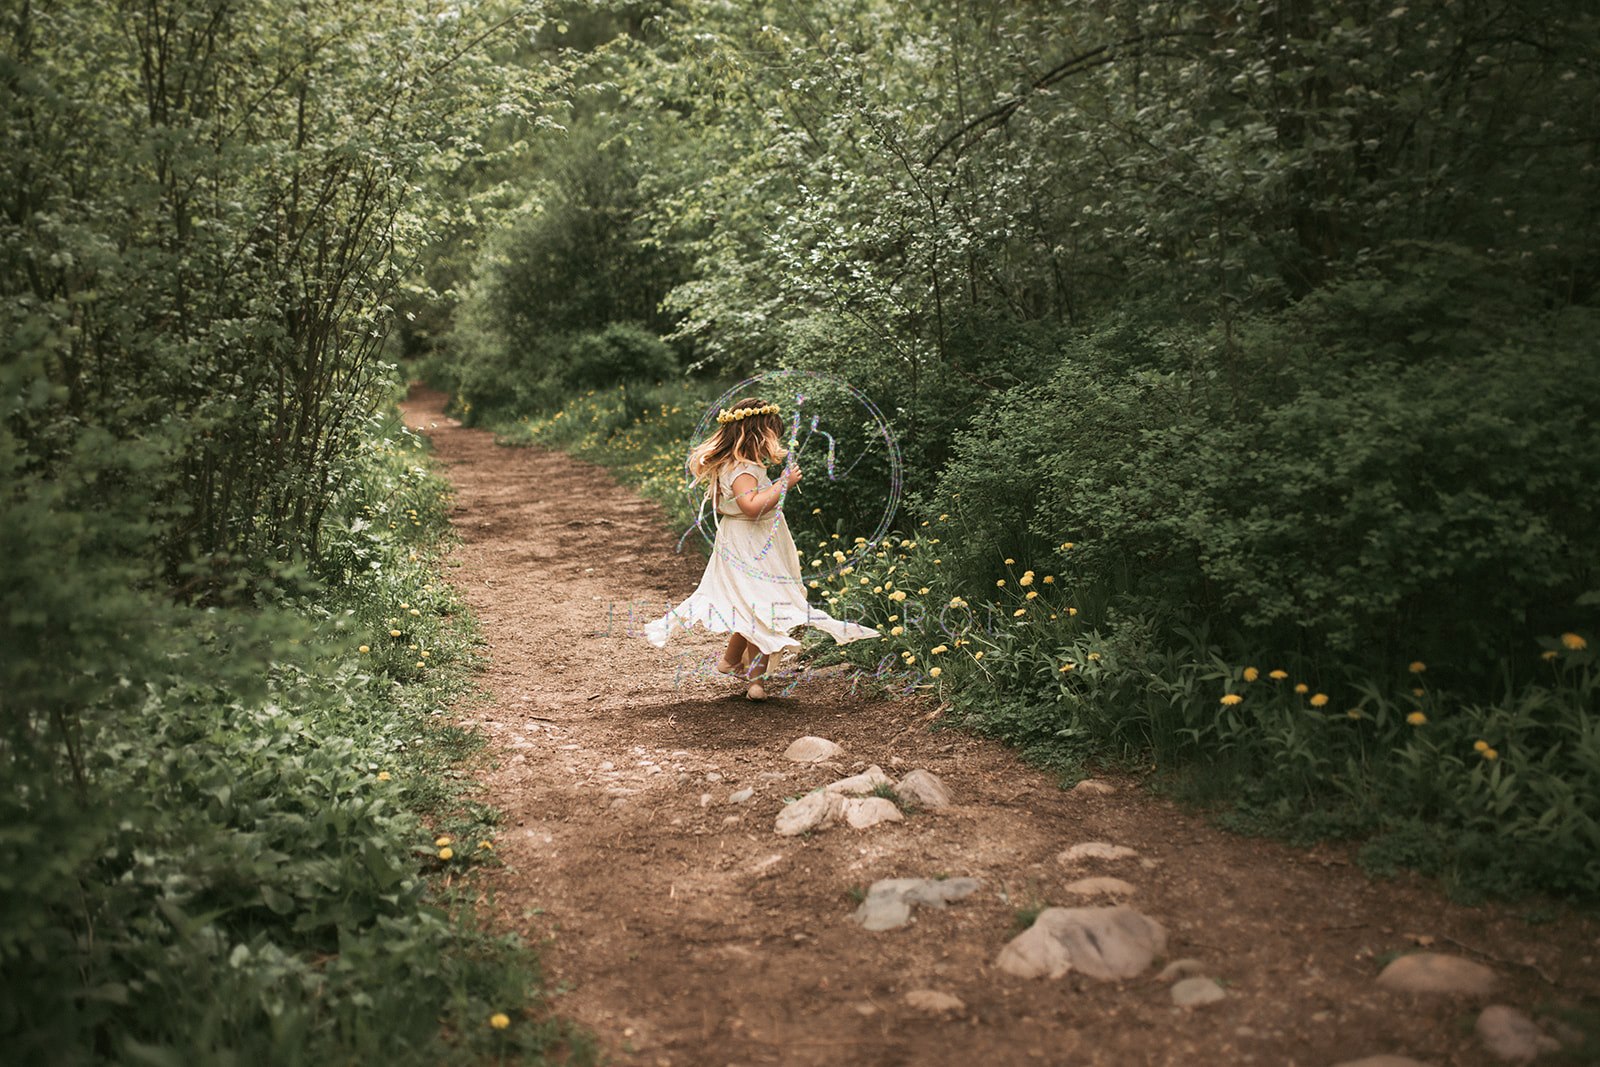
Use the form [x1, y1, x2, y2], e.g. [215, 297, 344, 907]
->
[400, 384, 1595, 1067]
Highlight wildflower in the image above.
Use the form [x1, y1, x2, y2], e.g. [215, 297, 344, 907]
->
[1346, 709, 1362, 719]
[1019, 574, 1033, 586]
[1060, 541, 1075, 550]
[1060, 663, 1076, 672]
[996, 579, 1006, 587]
[436, 835, 452, 846]
[420, 651, 430, 658]
[1067, 607, 1079, 616]
[1050, 613, 1058, 619]
[928, 667, 942, 678]
[949, 596, 967, 608]
[1005, 557, 1015, 565]
[974, 651, 984, 659]
[1409, 661, 1426, 673]
[1406, 711, 1426, 725]
[399, 603, 410, 610]
[883, 580, 894, 590]
[810, 559, 822, 567]
[921, 520, 929, 526]
[1562, 632, 1587, 651]
[854, 537, 867, 544]
[479, 840, 493, 850]
[1473, 740, 1489, 752]
[1310, 693, 1329, 708]
[409, 608, 420, 617]
[833, 550, 846, 561]
[1026, 591, 1038, 600]
[359, 645, 370, 654]
[890, 626, 904, 636]
[873, 585, 882, 593]
[1268, 669, 1288, 680]
[812, 507, 822, 515]
[904, 654, 916, 665]
[490, 1013, 510, 1030]
[1294, 683, 1309, 694]
[1014, 608, 1027, 617]
[1541, 650, 1559, 662]
[888, 615, 899, 621]
[390, 629, 402, 637]
[933, 559, 941, 564]
[415, 661, 425, 668]
[377, 771, 392, 781]
[938, 513, 949, 520]
[919, 587, 930, 594]
[1220, 694, 1243, 706]
[439, 847, 454, 860]
[1411, 687, 1424, 698]
[931, 645, 948, 654]
[1087, 652, 1101, 661]
[808, 580, 819, 588]
[1483, 747, 1499, 760]
[1243, 667, 1259, 682]
[891, 590, 907, 602]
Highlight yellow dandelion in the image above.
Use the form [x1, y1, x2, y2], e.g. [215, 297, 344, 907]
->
[415, 660, 425, 668]
[888, 615, 899, 621]
[1060, 662, 1076, 672]
[358, 645, 370, 654]
[439, 847, 454, 860]
[949, 596, 966, 607]
[399, 603, 410, 610]
[389, 629, 402, 637]
[1346, 709, 1362, 719]
[409, 608, 420, 617]
[974, 651, 984, 660]
[1019, 575, 1033, 586]
[812, 507, 822, 514]
[996, 579, 1006, 587]
[489, 1012, 510, 1029]
[420, 651, 429, 658]
[1411, 687, 1424, 697]
[1541, 649, 1559, 661]
[890, 626, 904, 636]
[928, 667, 942, 678]
[872, 585, 882, 593]
[1269, 669, 1288, 680]
[479, 840, 493, 850]
[891, 590, 907, 601]
[1050, 613, 1058, 619]
[1408, 660, 1426, 673]
[1087, 651, 1101, 661]
[1243, 667, 1259, 682]
[1026, 590, 1038, 600]
[1060, 541, 1075, 550]
[904, 654, 916, 665]
[1483, 747, 1498, 760]
[436, 835, 452, 847]
[931, 645, 948, 654]
[376, 771, 392, 781]
[1406, 711, 1426, 725]
[1310, 693, 1329, 707]
[1042, 575, 1055, 584]
[1013, 608, 1027, 617]
[1294, 683, 1309, 694]
[919, 587, 930, 594]
[1220, 693, 1243, 706]
[1473, 740, 1489, 752]
[1561, 632, 1587, 651]
[1005, 557, 1015, 565]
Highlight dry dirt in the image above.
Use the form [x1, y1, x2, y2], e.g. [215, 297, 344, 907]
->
[400, 384, 1598, 1067]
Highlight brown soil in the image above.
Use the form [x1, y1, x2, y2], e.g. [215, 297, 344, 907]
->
[401, 384, 1598, 1067]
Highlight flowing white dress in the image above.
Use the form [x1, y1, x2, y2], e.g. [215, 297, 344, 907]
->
[642, 459, 881, 655]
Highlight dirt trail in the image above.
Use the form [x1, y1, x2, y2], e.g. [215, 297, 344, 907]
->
[400, 384, 1596, 1067]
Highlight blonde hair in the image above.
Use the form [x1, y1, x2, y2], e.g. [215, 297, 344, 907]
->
[688, 396, 789, 510]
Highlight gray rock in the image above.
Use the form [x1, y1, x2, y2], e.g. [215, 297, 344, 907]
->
[1375, 952, 1498, 996]
[1071, 779, 1118, 796]
[1171, 976, 1227, 1008]
[1064, 876, 1137, 898]
[774, 790, 846, 836]
[784, 735, 845, 762]
[1476, 1005, 1560, 1063]
[851, 876, 982, 932]
[1057, 841, 1139, 865]
[904, 989, 966, 1014]
[728, 787, 754, 804]
[825, 765, 893, 795]
[842, 796, 904, 829]
[995, 905, 1167, 980]
[1157, 958, 1207, 982]
[895, 768, 953, 809]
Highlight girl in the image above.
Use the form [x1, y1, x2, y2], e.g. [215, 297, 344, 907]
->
[642, 397, 880, 699]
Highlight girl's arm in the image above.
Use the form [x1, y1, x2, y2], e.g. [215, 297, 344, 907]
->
[731, 467, 801, 518]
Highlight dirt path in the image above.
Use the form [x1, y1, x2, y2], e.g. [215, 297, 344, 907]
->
[401, 385, 1596, 1067]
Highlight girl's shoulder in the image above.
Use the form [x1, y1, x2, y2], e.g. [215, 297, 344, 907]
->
[719, 458, 767, 484]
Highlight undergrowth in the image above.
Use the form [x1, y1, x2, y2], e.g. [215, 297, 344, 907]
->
[2, 404, 593, 1065]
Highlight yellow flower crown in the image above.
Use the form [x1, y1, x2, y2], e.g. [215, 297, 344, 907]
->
[716, 403, 779, 424]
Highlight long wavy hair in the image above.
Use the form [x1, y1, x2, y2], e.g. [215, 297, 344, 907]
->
[687, 396, 789, 510]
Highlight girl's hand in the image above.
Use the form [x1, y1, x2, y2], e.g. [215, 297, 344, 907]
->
[784, 465, 802, 489]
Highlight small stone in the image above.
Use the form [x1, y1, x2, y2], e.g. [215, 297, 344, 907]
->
[721, 815, 740, 826]
[1171, 976, 1227, 1008]
[1476, 1005, 1560, 1063]
[1064, 876, 1136, 898]
[705, 771, 724, 783]
[1157, 958, 1207, 982]
[728, 787, 754, 804]
[842, 796, 904, 829]
[1057, 841, 1139, 865]
[699, 793, 713, 808]
[1071, 779, 1117, 796]
[1329, 1058, 1435, 1067]
[774, 790, 846, 836]
[824, 765, 893, 795]
[895, 769, 953, 809]
[995, 905, 1166, 980]
[784, 736, 845, 762]
[853, 1002, 879, 1016]
[851, 877, 982, 932]
[904, 989, 965, 1014]
[1375, 952, 1498, 996]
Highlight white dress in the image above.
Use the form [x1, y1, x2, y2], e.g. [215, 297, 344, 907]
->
[642, 459, 882, 655]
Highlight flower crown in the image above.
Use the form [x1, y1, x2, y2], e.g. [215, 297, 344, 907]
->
[716, 403, 779, 424]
